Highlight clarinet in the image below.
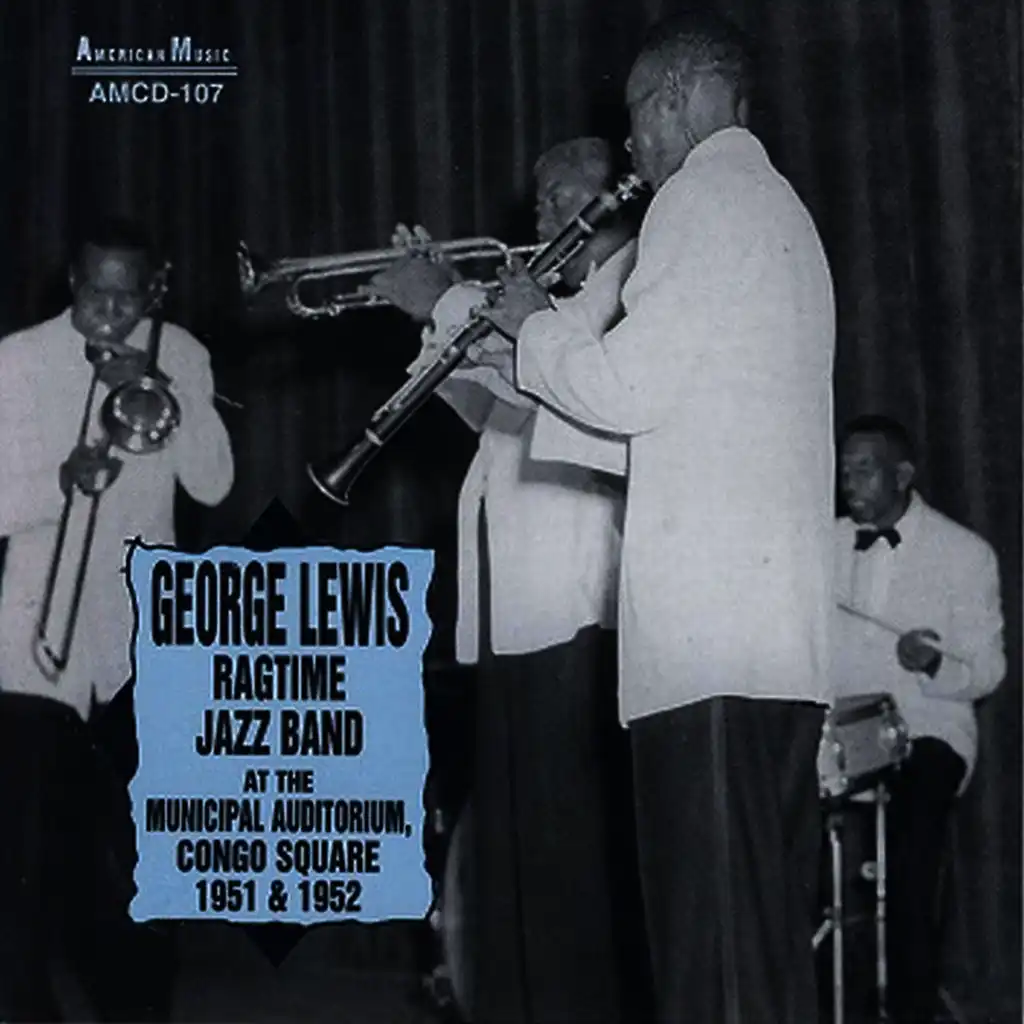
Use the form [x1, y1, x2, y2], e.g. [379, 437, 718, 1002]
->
[307, 173, 645, 506]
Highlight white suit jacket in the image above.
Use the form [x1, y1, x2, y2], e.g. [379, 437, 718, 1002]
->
[416, 245, 634, 663]
[516, 128, 836, 724]
[833, 493, 1006, 785]
[0, 309, 234, 716]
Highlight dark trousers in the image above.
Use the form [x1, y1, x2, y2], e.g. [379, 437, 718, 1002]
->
[630, 696, 826, 1024]
[468, 628, 651, 1024]
[422, 662, 476, 904]
[465, 510, 650, 1023]
[0, 686, 174, 1022]
[884, 738, 966, 1024]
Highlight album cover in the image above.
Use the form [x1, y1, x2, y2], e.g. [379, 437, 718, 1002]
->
[0, 2, 1019, 1022]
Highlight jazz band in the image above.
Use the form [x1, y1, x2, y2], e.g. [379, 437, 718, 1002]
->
[0, 10, 1007, 1024]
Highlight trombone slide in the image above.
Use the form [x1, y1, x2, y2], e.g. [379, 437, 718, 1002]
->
[33, 491, 103, 682]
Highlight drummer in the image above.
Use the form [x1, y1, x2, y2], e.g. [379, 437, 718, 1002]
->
[833, 414, 1006, 1024]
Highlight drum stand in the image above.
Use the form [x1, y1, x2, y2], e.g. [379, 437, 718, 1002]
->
[812, 781, 890, 1024]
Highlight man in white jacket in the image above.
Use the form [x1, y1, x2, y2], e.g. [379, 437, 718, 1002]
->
[0, 217, 234, 1020]
[834, 414, 1005, 1024]
[485, 13, 835, 1024]
[366, 138, 649, 1023]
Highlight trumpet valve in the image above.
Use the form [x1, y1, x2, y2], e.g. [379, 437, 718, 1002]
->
[284, 283, 386, 319]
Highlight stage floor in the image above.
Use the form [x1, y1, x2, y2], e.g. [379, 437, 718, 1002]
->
[164, 919, 1002, 1024]
[168, 920, 436, 1023]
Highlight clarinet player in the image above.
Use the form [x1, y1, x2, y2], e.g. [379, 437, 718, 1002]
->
[485, 14, 836, 1023]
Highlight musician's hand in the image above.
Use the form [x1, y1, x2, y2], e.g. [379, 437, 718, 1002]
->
[897, 628, 943, 676]
[94, 347, 149, 389]
[480, 257, 552, 341]
[361, 249, 459, 323]
[391, 223, 433, 250]
[392, 224, 463, 282]
[59, 445, 124, 497]
[465, 332, 515, 371]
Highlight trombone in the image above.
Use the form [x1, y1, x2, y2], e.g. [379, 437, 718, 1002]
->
[34, 267, 182, 682]
[237, 237, 545, 319]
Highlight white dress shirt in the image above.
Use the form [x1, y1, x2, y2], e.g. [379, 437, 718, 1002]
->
[833, 492, 1006, 786]
[417, 245, 634, 664]
[516, 127, 837, 724]
[0, 309, 234, 717]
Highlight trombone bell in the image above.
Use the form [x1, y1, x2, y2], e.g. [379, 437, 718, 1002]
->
[237, 237, 545, 319]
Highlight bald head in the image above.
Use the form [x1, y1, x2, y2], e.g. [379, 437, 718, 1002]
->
[634, 11, 753, 107]
[626, 11, 753, 188]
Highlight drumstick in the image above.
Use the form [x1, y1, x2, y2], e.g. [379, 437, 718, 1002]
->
[836, 602, 959, 661]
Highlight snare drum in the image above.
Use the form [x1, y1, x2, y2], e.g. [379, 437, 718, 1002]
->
[818, 693, 910, 799]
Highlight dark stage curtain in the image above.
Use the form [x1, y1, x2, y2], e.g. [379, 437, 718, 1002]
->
[1, 1, 1019, 1017]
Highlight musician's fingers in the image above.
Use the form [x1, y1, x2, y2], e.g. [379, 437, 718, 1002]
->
[497, 262, 531, 289]
[412, 225, 433, 245]
[358, 278, 391, 299]
[477, 336, 511, 358]
[392, 223, 415, 248]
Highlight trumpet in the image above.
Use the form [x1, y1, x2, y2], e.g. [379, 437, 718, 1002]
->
[308, 173, 646, 505]
[34, 266, 181, 682]
[237, 237, 546, 319]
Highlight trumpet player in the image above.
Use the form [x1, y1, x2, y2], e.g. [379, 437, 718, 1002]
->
[0, 216, 234, 1022]
[365, 138, 650, 1023]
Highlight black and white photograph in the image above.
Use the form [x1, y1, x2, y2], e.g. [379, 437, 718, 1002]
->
[0, 2, 1019, 1023]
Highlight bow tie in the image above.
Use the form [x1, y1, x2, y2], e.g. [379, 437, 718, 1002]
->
[854, 527, 902, 552]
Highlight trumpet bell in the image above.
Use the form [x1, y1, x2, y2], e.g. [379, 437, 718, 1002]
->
[100, 379, 182, 455]
[237, 242, 276, 299]
[237, 242, 256, 294]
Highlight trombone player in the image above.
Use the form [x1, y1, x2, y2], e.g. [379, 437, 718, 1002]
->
[365, 138, 650, 1024]
[0, 216, 234, 1021]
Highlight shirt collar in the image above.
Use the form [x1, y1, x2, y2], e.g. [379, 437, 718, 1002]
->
[55, 306, 75, 332]
[681, 126, 765, 176]
[58, 305, 150, 354]
[52, 307, 91, 367]
[891, 489, 923, 546]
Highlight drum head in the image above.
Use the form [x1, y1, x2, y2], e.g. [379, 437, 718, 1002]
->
[441, 803, 475, 1020]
